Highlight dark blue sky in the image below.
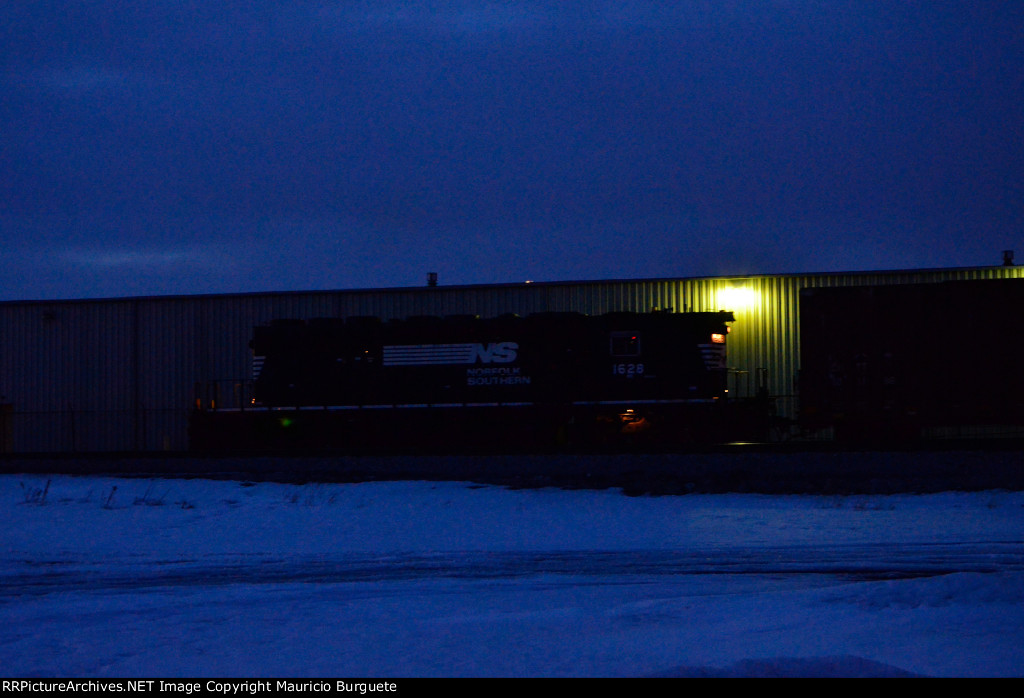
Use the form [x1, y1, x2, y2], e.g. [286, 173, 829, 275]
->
[2, 1, 1022, 300]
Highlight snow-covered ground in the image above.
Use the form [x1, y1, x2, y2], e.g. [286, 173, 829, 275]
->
[1, 472, 1022, 677]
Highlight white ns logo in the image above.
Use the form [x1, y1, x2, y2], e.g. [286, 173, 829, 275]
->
[470, 342, 518, 364]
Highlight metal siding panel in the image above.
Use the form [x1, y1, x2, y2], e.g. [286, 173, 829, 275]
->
[137, 298, 198, 451]
[0, 301, 133, 451]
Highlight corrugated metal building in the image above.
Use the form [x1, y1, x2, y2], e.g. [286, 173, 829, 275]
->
[2, 264, 1022, 453]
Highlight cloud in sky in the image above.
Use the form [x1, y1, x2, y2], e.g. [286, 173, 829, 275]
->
[329, 0, 553, 36]
[1, 1, 1022, 300]
[60, 247, 217, 270]
[32, 66, 138, 96]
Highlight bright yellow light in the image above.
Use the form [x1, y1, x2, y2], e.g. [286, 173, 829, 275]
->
[718, 285, 758, 310]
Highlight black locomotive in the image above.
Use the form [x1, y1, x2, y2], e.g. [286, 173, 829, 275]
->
[190, 310, 738, 453]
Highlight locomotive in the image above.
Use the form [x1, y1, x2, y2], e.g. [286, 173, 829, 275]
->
[190, 310, 740, 453]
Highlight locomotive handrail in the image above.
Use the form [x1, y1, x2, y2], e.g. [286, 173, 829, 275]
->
[212, 396, 725, 412]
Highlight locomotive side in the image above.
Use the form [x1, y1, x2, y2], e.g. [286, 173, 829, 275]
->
[190, 310, 737, 453]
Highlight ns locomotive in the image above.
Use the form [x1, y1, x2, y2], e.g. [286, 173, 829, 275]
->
[190, 310, 739, 453]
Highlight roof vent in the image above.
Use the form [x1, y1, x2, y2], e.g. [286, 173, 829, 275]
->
[426, 272, 438, 287]
[1003, 250, 1015, 266]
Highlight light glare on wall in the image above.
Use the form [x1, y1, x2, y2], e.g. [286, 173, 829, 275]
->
[718, 285, 758, 310]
